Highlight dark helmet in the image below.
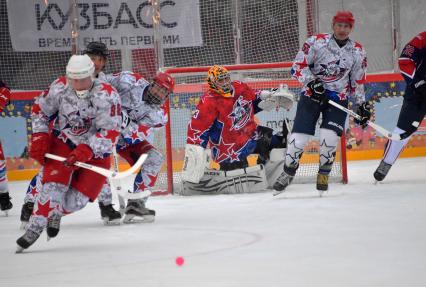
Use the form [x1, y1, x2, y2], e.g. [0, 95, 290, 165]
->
[83, 41, 109, 59]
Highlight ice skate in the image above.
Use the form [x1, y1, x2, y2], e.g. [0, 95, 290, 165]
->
[272, 171, 294, 196]
[20, 202, 34, 229]
[374, 160, 392, 182]
[0, 192, 13, 216]
[46, 214, 61, 240]
[123, 199, 155, 223]
[316, 173, 329, 197]
[16, 230, 41, 253]
[99, 202, 122, 225]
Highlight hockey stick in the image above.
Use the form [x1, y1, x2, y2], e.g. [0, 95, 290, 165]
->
[45, 153, 148, 179]
[327, 100, 402, 141]
[111, 148, 126, 213]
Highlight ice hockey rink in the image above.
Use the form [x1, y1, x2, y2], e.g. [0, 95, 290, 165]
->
[1, 157, 426, 287]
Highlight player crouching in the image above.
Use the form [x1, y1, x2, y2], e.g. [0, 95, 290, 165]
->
[181, 65, 294, 194]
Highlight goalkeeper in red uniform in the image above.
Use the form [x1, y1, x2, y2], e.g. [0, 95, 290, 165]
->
[182, 65, 294, 194]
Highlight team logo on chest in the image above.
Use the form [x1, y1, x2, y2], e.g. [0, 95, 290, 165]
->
[228, 96, 252, 131]
[65, 110, 92, 136]
[318, 59, 347, 83]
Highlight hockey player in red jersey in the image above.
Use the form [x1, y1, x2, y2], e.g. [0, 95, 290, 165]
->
[374, 31, 426, 181]
[16, 55, 122, 252]
[0, 80, 13, 214]
[273, 11, 371, 195]
[182, 65, 294, 194]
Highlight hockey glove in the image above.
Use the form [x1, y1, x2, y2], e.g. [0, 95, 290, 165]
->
[307, 79, 327, 104]
[413, 79, 426, 103]
[0, 86, 11, 112]
[258, 86, 294, 111]
[64, 144, 94, 170]
[29, 133, 50, 165]
[354, 102, 372, 128]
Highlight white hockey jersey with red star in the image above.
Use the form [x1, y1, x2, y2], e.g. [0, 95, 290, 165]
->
[102, 71, 167, 145]
[291, 33, 367, 104]
[31, 77, 122, 158]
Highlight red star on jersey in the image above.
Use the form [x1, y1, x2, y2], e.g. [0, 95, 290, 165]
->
[138, 125, 151, 138]
[103, 129, 120, 142]
[35, 200, 55, 218]
[131, 72, 142, 81]
[215, 137, 235, 163]
[298, 57, 308, 69]
[229, 149, 240, 162]
[294, 69, 302, 78]
[137, 174, 158, 191]
[131, 130, 140, 142]
[187, 122, 203, 145]
[316, 33, 328, 41]
[101, 83, 114, 95]
[354, 42, 363, 49]
[31, 103, 41, 115]
[56, 76, 67, 86]
[30, 186, 38, 197]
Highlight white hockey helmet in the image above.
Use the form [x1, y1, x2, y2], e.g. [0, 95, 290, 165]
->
[66, 55, 95, 98]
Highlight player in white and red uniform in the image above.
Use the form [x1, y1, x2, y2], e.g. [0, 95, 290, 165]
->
[16, 55, 122, 252]
[0, 80, 13, 214]
[102, 71, 173, 223]
[273, 11, 371, 194]
[374, 31, 426, 181]
[21, 48, 172, 226]
[20, 42, 123, 225]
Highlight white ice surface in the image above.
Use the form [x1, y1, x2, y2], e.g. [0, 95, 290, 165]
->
[1, 158, 426, 287]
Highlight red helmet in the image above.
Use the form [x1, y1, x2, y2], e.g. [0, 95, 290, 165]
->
[153, 72, 175, 93]
[333, 11, 355, 27]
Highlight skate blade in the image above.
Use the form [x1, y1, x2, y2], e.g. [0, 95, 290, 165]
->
[273, 190, 285, 196]
[16, 245, 25, 254]
[123, 214, 155, 224]
[318, 190, 327, 197]
[102, 218, 121, 226]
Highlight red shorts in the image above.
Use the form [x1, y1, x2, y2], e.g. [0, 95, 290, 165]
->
[42, 137, 111, 201]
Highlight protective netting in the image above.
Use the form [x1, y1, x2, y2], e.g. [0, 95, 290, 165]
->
[0, 0, 317, 193]
[166, 64, 346, 193]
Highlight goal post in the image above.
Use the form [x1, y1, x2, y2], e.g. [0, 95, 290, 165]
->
[153, 62, 348, 194]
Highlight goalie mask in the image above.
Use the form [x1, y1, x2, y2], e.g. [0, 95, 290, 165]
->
[144, 72, 175, 105]
[207, 65, 232, 97]
[66, 55, 95, 99]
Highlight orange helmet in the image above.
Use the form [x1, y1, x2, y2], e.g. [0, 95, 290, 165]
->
[333, 11, 355, 27]
[207, 65, 232, 97]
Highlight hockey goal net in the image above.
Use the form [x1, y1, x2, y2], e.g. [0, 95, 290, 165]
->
[152, 62, 348, 194]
